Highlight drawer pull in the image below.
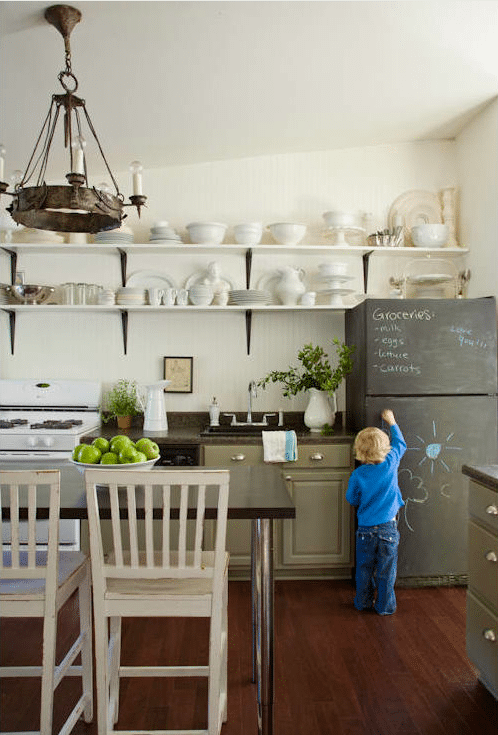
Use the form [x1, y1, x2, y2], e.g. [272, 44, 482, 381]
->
[231, 454, 246, 462]
[485, 551, 498, 563]
[483, 629, 497, 643]
[485, 504, 498, 516]
[310, 453, 324, 462]
[285, 475, 292, 481]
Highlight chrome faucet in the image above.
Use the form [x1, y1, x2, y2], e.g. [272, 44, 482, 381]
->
[247, 380, 258, 424]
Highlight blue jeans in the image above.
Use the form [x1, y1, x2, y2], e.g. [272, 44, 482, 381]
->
[354, 520, 399, 615]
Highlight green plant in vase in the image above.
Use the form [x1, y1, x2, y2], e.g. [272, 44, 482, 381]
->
[258, 340, 355, 432]
[102, 379, 143, 428]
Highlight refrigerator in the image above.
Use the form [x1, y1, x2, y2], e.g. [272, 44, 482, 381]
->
[345, 297, 498, 581]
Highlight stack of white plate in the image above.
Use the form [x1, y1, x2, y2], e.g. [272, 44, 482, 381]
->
[149, 221, 183, 244]
[115, 286, 146, 305]
[94, 224, 134, 245]
[228, 289, 271, 307]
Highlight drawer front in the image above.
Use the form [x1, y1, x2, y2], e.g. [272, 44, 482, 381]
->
[466, 592, 498, 690]
[469, 480, 498, 533]
[203, 444, 263, 466]
[286, 443, 352, 469]
[468, 521, 498, 609]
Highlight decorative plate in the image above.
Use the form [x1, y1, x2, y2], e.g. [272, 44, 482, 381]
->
[388, 190, 442, 245]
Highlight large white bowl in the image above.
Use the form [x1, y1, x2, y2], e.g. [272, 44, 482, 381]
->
[69, 457, 159, 474]
[233, 222, 263, 245]
[411, 224, 448, 248]
[268, 222, 307, 245]
[186, 222, 227, 245]
[189, 284, 214, 305]
[323, 211, 363, 229]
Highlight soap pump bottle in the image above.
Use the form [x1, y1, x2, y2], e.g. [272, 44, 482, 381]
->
[209, 397, 220, 427]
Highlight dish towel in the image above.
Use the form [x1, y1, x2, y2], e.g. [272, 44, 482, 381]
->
[262, 430, 298, 463]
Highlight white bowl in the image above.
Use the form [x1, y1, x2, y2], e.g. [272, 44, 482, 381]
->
[323, 211, 363, 229]
[268, 222, 307, 245]
[189, 284, 214, 305]
[233, 222, 263, 245]
[411, 224, 448, 248]
[318, 261, 348, 276]
[186, 222, 227, 245]
[69, 457, 159, 474]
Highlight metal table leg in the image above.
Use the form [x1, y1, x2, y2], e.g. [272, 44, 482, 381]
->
[252, 518, 274, 735]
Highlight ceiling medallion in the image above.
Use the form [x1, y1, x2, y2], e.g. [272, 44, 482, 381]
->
[0, 4, 146, 234]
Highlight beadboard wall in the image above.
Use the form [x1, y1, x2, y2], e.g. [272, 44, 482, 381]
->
[1, 131, 495, 414]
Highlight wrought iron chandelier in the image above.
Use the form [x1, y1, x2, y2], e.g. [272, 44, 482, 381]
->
[0, 4, 146, 234]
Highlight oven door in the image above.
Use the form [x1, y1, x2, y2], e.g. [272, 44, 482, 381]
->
[0, 451, 80, 550]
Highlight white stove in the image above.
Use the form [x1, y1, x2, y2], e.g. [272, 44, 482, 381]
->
[0, 379, 101, 549]
[0, 379, 101, 460]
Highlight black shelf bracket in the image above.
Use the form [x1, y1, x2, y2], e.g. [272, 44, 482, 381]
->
[245, 309, 252, 355]
[117, 248, 127, 287]
[1, 247, 18, 284]
[120, 309, 129, 354]
[362, 250, 374, 293]
[1, 309, 16, 354]
[245, 248, 253, 289]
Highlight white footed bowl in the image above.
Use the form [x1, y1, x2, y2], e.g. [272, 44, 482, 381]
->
[233, 222, 263, 245]
[411, 224, 449, 248]
[186, 222, 227, 245]
[268, 222, 307, 245]
[318, 261, 348, 276]
[323, 211, 364, 229]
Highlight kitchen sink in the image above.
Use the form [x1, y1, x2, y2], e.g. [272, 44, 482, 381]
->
[200, 424, 290, 436]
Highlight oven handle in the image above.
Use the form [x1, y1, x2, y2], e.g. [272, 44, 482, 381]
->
[0, 452, 72, 461]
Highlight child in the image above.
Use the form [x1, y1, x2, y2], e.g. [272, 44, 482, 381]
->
[346, 409, 406, 615]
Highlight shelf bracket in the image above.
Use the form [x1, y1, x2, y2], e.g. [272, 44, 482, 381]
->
[246, 248, 253, 289]
[120, 309, 129, 354]
[1, 247, 18, 284]
[245, 309, 252, 355]
[362, 250, 374, 293]
[117, 248, 127, 287]
[1, 309, 16, 354]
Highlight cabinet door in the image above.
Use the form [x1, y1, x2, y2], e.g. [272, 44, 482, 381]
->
[281, 469, 352, 567]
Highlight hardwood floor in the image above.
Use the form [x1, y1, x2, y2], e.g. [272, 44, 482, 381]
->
[1, 581, 497, 734]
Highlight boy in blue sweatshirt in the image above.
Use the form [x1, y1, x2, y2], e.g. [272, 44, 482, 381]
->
[346, 409, 406, 615]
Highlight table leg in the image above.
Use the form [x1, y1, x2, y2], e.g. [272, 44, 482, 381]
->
[252, 518, 274, 735]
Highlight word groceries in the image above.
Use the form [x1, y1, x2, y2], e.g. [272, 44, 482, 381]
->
[371, 307, 435, 376]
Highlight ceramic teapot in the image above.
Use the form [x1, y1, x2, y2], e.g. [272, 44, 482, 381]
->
[274, 266, 306, 305]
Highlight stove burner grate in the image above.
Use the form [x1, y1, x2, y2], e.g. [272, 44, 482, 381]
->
[0, 419, 29, 429]
[29, 420, 85, 430]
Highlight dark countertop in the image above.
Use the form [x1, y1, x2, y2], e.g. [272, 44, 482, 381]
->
[462, 464, 498, 491]
[84, 412, 355, 447]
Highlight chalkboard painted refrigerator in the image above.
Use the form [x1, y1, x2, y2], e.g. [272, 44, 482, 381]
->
[345, 297, 498, 581]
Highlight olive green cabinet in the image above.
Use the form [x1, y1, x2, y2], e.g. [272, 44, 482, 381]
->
[202, 441, 353, 578]
[466, 478, 498, 699]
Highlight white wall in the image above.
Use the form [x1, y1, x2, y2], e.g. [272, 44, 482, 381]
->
[456, 97, 498, 300]
[0, 140, 461, 413]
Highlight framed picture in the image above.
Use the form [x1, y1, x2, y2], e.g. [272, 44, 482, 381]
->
[163, 356, 193, 393]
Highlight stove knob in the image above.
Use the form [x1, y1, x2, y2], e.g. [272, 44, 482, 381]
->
[42, 437, 54, 448]
[27, 436, 38, 447]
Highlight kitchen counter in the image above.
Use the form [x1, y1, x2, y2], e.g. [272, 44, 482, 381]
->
[462, 464, 498, 491]
[84, 411, 355, 447]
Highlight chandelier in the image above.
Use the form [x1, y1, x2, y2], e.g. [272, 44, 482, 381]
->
[0, 4, 146, 234]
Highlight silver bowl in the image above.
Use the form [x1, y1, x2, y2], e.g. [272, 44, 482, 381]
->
[8, 284, 55, 304]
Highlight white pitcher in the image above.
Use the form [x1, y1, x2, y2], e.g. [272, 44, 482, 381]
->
[274, 266, 306, 305]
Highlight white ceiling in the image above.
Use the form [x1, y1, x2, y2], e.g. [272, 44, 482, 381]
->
[1, 0, 498, 178]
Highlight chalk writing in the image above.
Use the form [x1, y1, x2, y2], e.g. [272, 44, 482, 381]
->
[450, 326, 488, 349]
[372, 307, 434, 322]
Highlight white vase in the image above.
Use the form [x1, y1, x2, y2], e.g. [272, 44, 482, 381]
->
[304, 388, 336, 433]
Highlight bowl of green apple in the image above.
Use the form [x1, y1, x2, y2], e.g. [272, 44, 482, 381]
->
[70, 435, 161, 473]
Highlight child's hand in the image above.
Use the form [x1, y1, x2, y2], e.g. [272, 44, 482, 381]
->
[381, 409, 396, 426]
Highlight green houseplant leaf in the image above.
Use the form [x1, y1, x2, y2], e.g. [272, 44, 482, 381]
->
[101, 379, 143, 423]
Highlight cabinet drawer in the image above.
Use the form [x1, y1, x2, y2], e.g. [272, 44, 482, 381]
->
[469, 481, 498, 533]
[203, 444, 263, 466]
[466, 592, 498, 691]
[468, 521, 498, 609]
[286, 443, 352, 469]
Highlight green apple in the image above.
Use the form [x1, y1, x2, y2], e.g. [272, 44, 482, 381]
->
[100, 451, 119, 465]
[110, 435, 133, 454]
[92, 437, 110, 453]
[118, 446, 142, 464]
[129, 451, 147, 463]
[135, 438, 159, 459]
[78, 444, 102, 464]
[72, 444, 86, 461]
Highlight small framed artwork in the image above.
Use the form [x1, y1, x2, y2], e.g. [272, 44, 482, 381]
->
[163, 356, 193, 393]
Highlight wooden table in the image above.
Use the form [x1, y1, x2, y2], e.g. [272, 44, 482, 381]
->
[0, 461, 295, 735]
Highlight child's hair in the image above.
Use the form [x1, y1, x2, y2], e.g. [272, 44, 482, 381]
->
[354, 426, 391, 464]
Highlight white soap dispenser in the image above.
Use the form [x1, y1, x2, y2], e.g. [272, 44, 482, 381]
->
[209, 397, 220, 427]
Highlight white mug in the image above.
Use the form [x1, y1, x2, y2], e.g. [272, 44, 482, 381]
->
[163, 287, 177, 306]
[300, 291, 316, 306]
[148, 288, 163, 306]
[176, 288, 188, 306]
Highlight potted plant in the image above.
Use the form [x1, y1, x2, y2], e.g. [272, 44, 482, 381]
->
[102, 379, 143, 429]
[258, 340, 355, 432]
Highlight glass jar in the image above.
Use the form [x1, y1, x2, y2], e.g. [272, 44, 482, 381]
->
[61, 282, 76, 305]
[75, 283, 87, 305]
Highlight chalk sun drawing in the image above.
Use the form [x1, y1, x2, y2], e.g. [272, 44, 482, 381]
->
[407, 420, 462, 475]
